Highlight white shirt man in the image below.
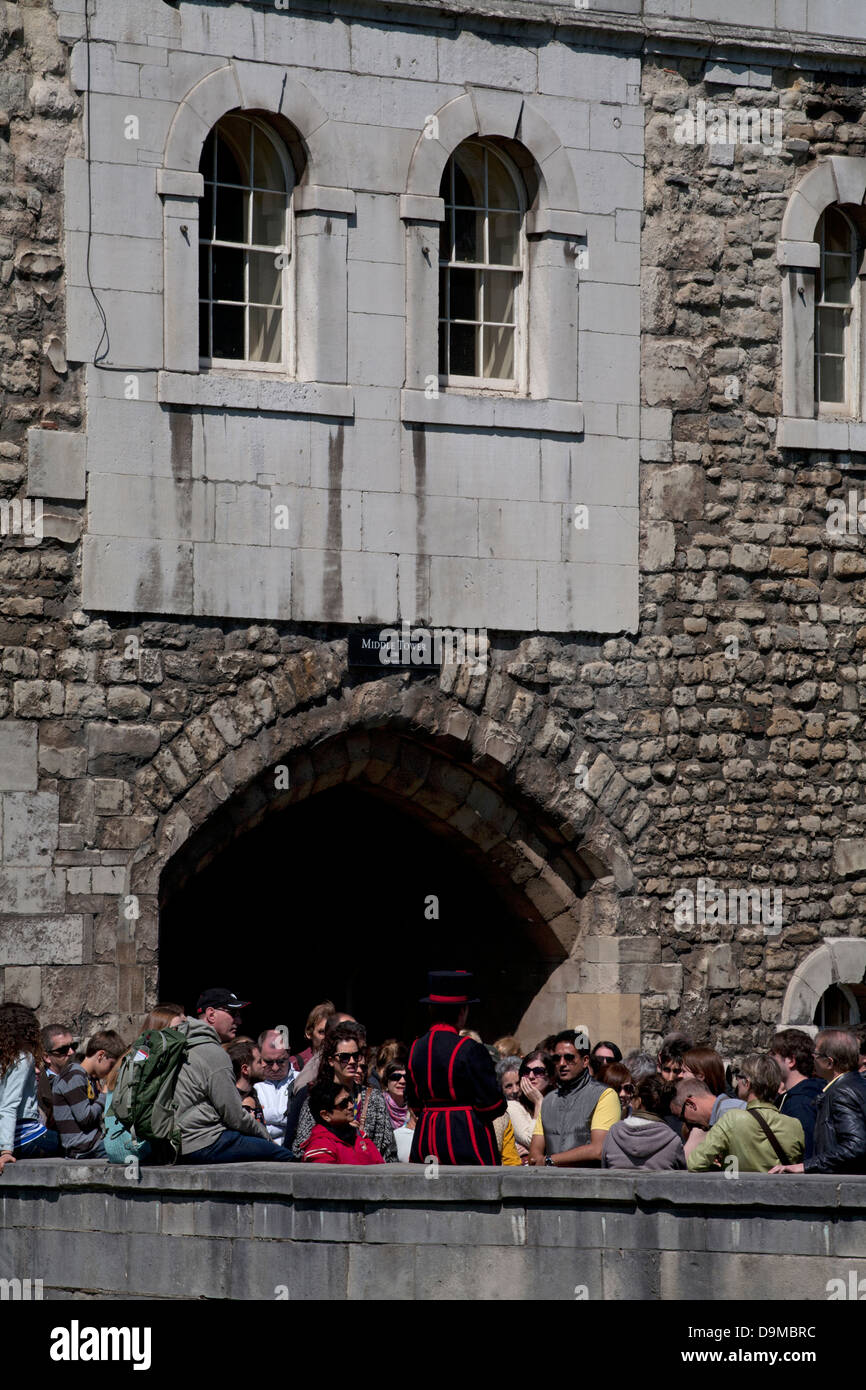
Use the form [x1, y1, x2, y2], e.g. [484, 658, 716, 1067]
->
[254, 1030, 296, 1145]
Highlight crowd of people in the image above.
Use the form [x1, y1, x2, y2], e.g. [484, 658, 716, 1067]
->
[2, 970, 866, 1174]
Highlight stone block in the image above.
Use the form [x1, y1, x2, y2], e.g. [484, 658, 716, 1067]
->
[0, 871, 67, 917]
[2, 793, 59, 865]
[580, 330, 640, 405]
[291, 549, 397, 624]
[82, 536, 194, 615]
[270, 487, 363, 552]
[0, 914, 84, 963]
[429, 557, 536, 630]
[538, 560, 638, 634]
[89, 476, 215, 542]
[193, 544, 292, 622]
[834, 838, 866, 877]
[3, 965, 41, 1008]
[0, 722, 37, 791]
[362, 492, 477, 557]
[67, 286, 163, 369]
[26, 429, 86, 501]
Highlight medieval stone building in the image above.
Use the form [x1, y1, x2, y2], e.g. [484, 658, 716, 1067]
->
[1, 0, 866, 1053]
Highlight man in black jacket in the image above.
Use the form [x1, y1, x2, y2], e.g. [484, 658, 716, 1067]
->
[771, 1029, 866, 1175]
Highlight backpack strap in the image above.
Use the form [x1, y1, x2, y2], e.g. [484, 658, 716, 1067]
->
[748, 1106, 790, 1165]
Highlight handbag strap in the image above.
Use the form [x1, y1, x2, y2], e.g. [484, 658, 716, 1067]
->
[748, 1106, 790, 1165]
[357, 1086, 372, 1133]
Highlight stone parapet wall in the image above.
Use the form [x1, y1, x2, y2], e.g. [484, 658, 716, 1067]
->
[1, 1158, 864, 1300]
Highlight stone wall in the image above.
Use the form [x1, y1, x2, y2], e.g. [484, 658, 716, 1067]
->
[1, 1158, 864, 1300]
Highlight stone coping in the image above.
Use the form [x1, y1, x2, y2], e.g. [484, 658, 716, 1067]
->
[4, 1159, 866, 1210]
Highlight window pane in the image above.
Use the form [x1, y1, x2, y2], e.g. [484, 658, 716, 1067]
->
[200, 181, 214, 238]
[439, 265, 448, 316]
[249, 307, 282, 363]
[454, 207, 482, 263]
[212, 303, 245, 359]
[449, 267, 480, 321]
[818, 353, 845, 404]
[253, 126, 286, 192]
[824, 207, 851, 255]
[453, 143, 485, 206]
[216, 123, 248, 183]
[438, 215, 452, 263]
[252, 191, 284, 248]
[438, 320, 447, 375]
[212, 245, 245, 302]
[486, 150, 520, 210]
[200, 129, 216, 179]
[249, 250, 281, 307]
[483, 323, 514, 378]
[818, 306, 846, 356]
[486, 270, 516, 324]
[198, 244, 211, 299]
[824, 254, 853, 305]
[215, 184, 246, 244]
[449, 321, 477, 376]
[488, 211, 520, 267]
[199, 302, 210, 358]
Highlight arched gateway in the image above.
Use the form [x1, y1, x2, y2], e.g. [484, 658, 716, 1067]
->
[122, 651, 657, 1050]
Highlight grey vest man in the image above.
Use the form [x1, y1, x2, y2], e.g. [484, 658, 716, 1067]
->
[529, 1030, 621, 1168]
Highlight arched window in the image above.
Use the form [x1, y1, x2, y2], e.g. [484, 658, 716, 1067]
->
[815, 205, 858, 412]
[198, 114, 294, 367]
[813, 981, 862, 1029]
[438, 139, 525, 388]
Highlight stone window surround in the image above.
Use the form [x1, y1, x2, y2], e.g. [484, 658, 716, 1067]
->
[158, 62, 355, 418]
[778, 156, 866, 451]
[780, 937, 866, 1032]
[400, 91, 585, 437]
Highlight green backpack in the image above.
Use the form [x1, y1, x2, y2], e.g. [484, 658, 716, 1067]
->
[111, 1026, 189, 1155]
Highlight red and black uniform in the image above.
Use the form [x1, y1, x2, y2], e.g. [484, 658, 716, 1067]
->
[407, 1024, 506, 1165]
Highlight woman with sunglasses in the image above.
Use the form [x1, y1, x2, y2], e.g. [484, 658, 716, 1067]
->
[292, 1021, 397, 1161]
[508, 1050, 555, 1161]
[0, 1003, 61, 1174]
[382, 1058, 418, 1161]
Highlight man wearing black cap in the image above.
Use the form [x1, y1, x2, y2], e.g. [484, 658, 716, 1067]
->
[406, 971, 506, 1165]
[174, 989, 293, 1163]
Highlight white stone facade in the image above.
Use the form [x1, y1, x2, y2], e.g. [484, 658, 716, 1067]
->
[54, 0, 643, 632]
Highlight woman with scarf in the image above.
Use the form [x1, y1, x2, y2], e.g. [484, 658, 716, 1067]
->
[381, 1057, 417, 1161]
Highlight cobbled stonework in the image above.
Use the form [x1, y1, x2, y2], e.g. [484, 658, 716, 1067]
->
[2, 0, 866, 1051]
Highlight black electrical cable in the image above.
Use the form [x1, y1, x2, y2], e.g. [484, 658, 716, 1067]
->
[84, 0, 111, 366]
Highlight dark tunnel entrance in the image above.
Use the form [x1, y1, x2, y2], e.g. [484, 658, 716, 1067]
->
[158, 782, 567, 1050]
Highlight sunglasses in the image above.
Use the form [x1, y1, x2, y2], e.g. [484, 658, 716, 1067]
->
[388, 1072, 407, 1082]
[331, 1097, 352, 1112]
[336, 1050, 361, 1063]
[526, 1067, 547, 1077]
[48, 1045, 76, 1055]
[620, 1084, 636, 1095]
[262, 1057, 289, 1068]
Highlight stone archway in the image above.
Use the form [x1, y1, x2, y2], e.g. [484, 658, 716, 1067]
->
[118, 653, 653, 1043]
[780, 938, 866, 1029]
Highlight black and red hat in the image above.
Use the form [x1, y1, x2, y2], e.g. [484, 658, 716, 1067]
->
[419, 970, 479, 1005]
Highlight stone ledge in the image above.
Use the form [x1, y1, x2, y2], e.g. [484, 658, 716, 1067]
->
[158, 372, 354, 418]
[776, 417, 862, 451]
[2, 1159, 863, 1212]
[401, 389, 584, 435]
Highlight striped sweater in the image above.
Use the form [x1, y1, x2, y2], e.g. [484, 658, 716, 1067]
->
[52, 1062, 105, 1157]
